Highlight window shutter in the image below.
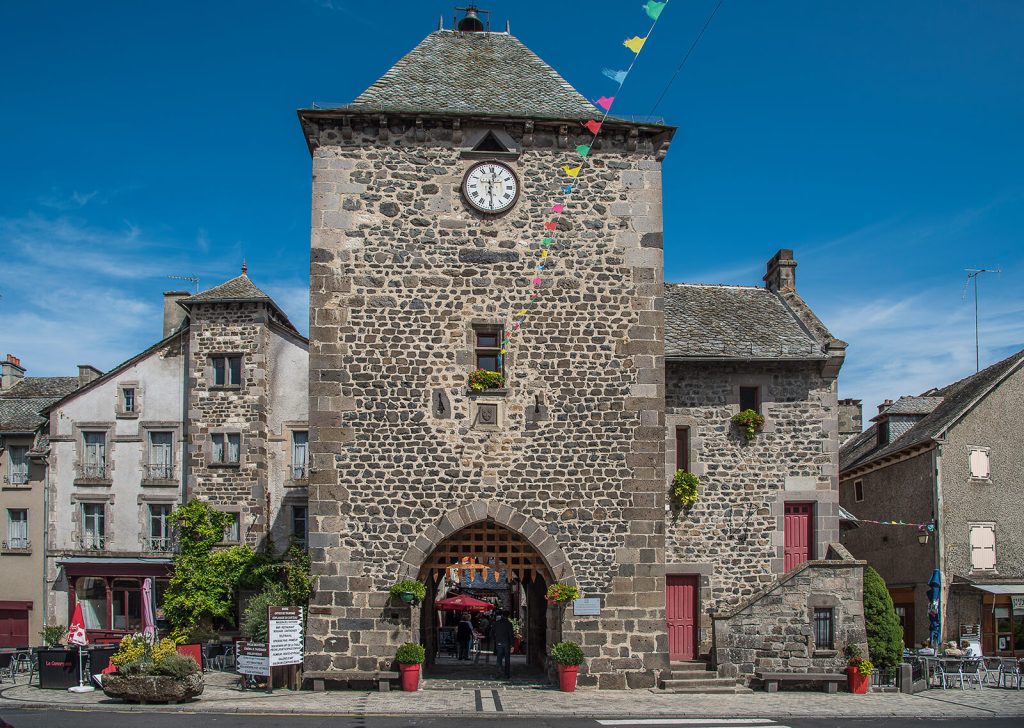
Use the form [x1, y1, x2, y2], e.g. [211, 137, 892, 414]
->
[970, 525, 996, 570]
[969, 449, 990, 479]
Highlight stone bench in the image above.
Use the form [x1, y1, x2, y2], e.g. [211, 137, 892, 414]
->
[756, 671, 846, 693]
[302, 670, 400, 693]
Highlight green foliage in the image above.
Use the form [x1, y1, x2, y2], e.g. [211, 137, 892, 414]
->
[39, 624, 67, 646]
[153, 652, 200, 678]
[550, 641, 585, 666]
[241, 584, 288, 642]
[389, 579, 427, 605]
[671, 470, 699, 509]
[280, 545, 315, 606]
[396, 642, 426, 664]
[468, 368, 504, 392]
[170, 499, 233, 556]
[731, 409, 766, 441]
[110, 634, 196, 677]
[863, 566, 904, 671]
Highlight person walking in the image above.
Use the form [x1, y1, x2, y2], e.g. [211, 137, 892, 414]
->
[456, 612, 474, 661]
[490, 610, 515, 680]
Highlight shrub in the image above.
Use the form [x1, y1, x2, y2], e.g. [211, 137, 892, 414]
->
[396, 642, 426, 665]
[863, 566, 904, 671]
[110, 634, 196, 678]
[39, 624, 67, 647]
[671, 470, 699, 509]
[731, 409, 765, 441]
[468, 369, 504, 392]
[241, 584, 288, 642]
[550, 641, 585, 666]
[154, 652, 199, 678]
[545, 583, 581, 604]
[389, 579, 427, 605]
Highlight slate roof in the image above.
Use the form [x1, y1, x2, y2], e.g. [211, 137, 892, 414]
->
[180, 274, 299, 334]
[348, 30, 597, 120]
[0, 377, 81, 433]
[664, 284, 828, 360]
[841, 349, 1024, 472]
[871, 396, 944, 420]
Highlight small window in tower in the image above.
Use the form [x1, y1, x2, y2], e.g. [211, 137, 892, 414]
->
[854, 479, 864, 502]
[474, 327, 503, 374]
[739, 386, 760, 414]
[474, 132, 508, 153]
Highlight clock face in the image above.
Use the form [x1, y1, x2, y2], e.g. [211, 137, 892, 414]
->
[462, 162, 520, 214]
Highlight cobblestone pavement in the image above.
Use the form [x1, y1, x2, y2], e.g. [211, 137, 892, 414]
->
[2, 671, 1023, 718]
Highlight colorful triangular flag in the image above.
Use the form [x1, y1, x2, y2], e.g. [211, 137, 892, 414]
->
[552, 203, 565, 213]
[624, 35, 647, 54]
[602, 68, 628, 84]
[643, 1, 667, 21]
[595, 96, 615, 111]
[583, 120, 602, 135]
[576, 144, 591, 157]
[562, 165, 582, 178]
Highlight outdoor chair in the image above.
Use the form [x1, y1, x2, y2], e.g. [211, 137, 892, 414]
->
[10, 648, 35, 685]
[215, 643, 234, 671]
[959, 658, 984, 690]
[935, 659, 962, 689]
[998, 658, 1022, 689]
[981, 657, 1002, 686]
[0, 652, 14, 683]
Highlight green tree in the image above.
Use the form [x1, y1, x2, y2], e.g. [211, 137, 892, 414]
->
[863, 565, 904, 671]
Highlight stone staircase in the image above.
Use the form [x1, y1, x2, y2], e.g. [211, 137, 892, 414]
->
[659, 660, 753, 694]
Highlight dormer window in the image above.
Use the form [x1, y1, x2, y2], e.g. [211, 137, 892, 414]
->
[877, 420, 890, 447]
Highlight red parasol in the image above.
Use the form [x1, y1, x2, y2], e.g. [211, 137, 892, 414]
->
[434, 594, 494, 613]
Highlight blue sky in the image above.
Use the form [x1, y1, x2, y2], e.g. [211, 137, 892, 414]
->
[1, 0, 1022, 420]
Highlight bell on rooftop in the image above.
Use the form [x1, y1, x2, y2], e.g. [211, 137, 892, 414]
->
[456, 5, 486, 32]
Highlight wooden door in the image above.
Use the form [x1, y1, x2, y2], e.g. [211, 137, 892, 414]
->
[666, 575, 698, 661]
[784, 502, 814, 571]
[0, 609, 29, 648]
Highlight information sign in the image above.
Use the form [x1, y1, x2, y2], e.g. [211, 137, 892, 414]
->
[1012, 595, 1024, 614]
[268, 606, 304, 667]
[959, 624, 981, 640]
[573, 597, 601, 616]
[236, 641, 269, 677]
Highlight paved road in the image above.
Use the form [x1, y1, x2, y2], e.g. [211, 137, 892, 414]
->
[2, 713, 1022, 728]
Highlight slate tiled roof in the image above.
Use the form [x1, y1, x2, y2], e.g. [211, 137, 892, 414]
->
[872, 396, 944, 420]
[0, 377, 81, 433]
[841, 349, 1024, 472]
[348, 31, 596, 120]
[180, 274, 274, 305]
[664, 284, 827, 360]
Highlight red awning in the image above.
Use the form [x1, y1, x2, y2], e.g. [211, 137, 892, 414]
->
[434, 594, 494, 612]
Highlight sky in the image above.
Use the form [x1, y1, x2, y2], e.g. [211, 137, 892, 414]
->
[1, 0, 1022, 423]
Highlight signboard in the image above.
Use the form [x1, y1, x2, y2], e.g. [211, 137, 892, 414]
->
[573, 597, 601, 616]
[1012, 596, 1024, 614]
[268, 606, 304, 667]
[236, 640, 269, 677]
[959, 624, 981, 640]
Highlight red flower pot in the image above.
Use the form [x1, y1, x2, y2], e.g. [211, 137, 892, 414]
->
[176, 643, 203, 669]
[557, 664, 579, 693]
[847, 666, 869, 694]
[399, 663, 420, 692]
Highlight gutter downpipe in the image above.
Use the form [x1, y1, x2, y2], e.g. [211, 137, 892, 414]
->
[41, 450, 49, 634]
[932, 438, 947, 644]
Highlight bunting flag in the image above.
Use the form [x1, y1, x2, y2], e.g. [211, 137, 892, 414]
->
[498, 1, 668, 364]
[856, 518, 937, 530]
[624, 35, 647, 53]
[602, 68, 629, 84]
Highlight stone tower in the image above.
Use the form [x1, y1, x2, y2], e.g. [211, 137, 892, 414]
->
[298, 15, 675, 688]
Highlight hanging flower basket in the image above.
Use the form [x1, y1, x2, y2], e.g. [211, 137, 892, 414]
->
[545, 582, 581, 605]
[388, 579, 427, 606]
[671, 470, 699, 510]
[731, 409, 765, 441]
[468, 369, 504, 392]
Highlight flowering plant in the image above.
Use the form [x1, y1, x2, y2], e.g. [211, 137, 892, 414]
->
[545, 582, 582, 605]
[110, 633, 198, 678]
[671, 470, 699, 509]
[731, 409, 765, 441]
[468, 369, 504, 392]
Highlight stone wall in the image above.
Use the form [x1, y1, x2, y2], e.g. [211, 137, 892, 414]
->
[712, 544, 867, 680]
[665, 359, 842, 656]
[303, 112, 673, 688]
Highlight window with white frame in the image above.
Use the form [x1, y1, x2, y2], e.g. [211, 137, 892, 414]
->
[291, 505, 308, 548]
[212, 355, 242, 387]
[81, 503, 106, 550]
[969, 524, 996, 571]
[122, 387, 136, 414]
[222, 512, 241, 543]
[211, 433, 241, 465]
[147, 431, 174, 479]
[148, 504, 173, 551]
[6, 509, 29, 549]
[7, 445, 29, 484]
[291, 431, 309, 479]
[82, 432, 107, 478]
[969, 447, 990, 480]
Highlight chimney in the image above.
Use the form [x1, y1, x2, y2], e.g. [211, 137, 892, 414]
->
[1, 354, 26, 391]
[163, 291, 190, 338]
[78, 365, 103, 386]
[877, 399, 893, 415]
[763, 249, 797, 293]
[837, 398, 863, 445]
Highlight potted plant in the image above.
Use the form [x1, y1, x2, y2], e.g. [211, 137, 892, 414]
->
[102, 633, 204, 704]
[509, 617, 524, 655]
[550, 640, 585, 692]
[545, 582, 582, 606]
[39, 624, 67, 648]
[396, 642, 425, 692]
[731, 409, 765, 441]
[468, 369, 504, 392]
[670, 470, 699, 511]
[389, 579, 427, 606]
[845, 645, 872, 694]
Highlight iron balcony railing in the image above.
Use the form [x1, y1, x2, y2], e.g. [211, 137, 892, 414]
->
[80, 533, 105, 550]
[144, 463, 174, 480]
[2, 538, 30, 550]
[5, 473, 29, 485]
[81, 464, 107, 479]
[291, 464, 307, 480]
[147, 537, 174, 552]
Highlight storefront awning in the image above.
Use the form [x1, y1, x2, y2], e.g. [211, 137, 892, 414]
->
[972, 584, 1024, 595]
[58, 556, 173, 578]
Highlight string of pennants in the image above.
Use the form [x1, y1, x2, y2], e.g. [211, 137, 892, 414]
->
[856, 518, 937, 532]
[499, 0, 668, 359]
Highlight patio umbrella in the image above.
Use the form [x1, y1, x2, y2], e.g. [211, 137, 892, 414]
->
[142, 578, 157, 638]
[434, 594, 494, 612]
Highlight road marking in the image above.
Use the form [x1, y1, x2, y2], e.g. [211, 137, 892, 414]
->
[597, 721, 777, 726]
[474, 688, 503, 712]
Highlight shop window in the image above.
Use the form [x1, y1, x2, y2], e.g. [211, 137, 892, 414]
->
[291, 431, 309, 479]
[75, 577, 106, 630]
[969, 447, 990, 480]
[111, 578, 142, 632]
[211, 432, 241, 465]
[969, 524, 996, 571]
[212, 355, 242, 387]
[6, 446, 28, 485]
[814, 607, 834, 650]
[854, 479, 864, 502]
[739, 386, 760, 414]
[474, 326, 503, 374]
[675, 426, 690, 474]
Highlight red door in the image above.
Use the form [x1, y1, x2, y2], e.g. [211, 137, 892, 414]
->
[666, 575, 698, 661]
[0, 609, 30, 648]
[784, 502, 814, 571]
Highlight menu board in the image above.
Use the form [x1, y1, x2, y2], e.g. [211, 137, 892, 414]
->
[236, 640, 270, 677]
[268, 606, 304, 667]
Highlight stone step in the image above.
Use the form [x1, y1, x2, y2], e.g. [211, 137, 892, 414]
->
[660, 677, 744, 690]
[666, 665, 716, 677]
[660, 684, 755, 694]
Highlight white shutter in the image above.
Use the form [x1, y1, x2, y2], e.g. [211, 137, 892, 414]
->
[970, 525, 996, 570]
[969, 448, 990, 479]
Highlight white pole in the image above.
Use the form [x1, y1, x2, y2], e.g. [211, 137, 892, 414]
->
[68, 645, 95, 693]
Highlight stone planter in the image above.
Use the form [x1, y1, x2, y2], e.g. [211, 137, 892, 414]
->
[102, 672, 204, 704]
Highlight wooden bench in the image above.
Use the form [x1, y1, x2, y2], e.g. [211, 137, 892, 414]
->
[756, 671, 846, 693]
[302, 670, 400, 693]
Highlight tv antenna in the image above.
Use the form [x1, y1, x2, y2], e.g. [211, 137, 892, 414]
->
[167, 274, 201, 293]
[963, 268, 1001, 372]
